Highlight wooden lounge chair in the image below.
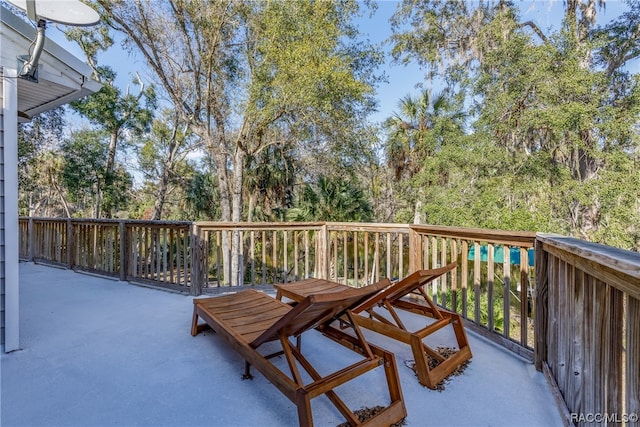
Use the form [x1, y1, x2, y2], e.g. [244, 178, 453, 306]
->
[275, 262, 472, 390]
[191, 285, 406, 427]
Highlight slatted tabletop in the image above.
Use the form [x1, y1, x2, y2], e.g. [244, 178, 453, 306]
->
[274, 278, 348, 303]
[194, 291, 291, 344]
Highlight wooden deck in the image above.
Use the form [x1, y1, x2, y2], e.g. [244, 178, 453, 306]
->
[16, 218, 640, 425]
[2, 262, 563, 427]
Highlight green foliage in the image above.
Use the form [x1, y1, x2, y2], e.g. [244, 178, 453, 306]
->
[14, 0, 640, 255]
[287, 175, 373, 222]
[60, 130, 131, 217]
[18, 108, 65, 198]
[245, 142, 297, 222]
[383, 87, 467, 223]
[184, 170, 220, 221]
[387, 1, 640, 249]
[69, 69, 156, 139]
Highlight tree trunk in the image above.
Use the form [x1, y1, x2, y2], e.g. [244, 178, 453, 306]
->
[151, 127, 180, 220]
[247, 191, 257, 223]
[106, 131, 118, 175]
[209, 132, 233, 285]
[152, 171, 169, 221]
[230, 148, 245, 286]
[413, 199, 423, 224]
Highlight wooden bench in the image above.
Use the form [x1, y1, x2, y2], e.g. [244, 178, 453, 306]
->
[275, 262, 472, 389]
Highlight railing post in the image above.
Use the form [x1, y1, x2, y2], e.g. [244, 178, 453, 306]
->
[315, 224, 329, 280]
[408, 226, 422, 274]
[190, 223, 202, 296]
[66, 219, 74, 269]
[534, 235, 548, 371]
[119, 221, 127, 282]
[28, 217, 34, 261]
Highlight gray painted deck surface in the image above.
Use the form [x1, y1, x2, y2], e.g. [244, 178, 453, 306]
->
[2, 262, 563, 427]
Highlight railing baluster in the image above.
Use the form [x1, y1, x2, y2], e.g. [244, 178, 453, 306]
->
[295, 231, 300, 281]
[363, 232, 369, 285]
[353, 231, 358, 287]
[398, 233, 403, 281]
[272, 230, 277, 283]
[487, 243, 495, 332]
[451, 239, 458, 312]
[503, 246, 510, 339]
[431, 237, 438, 302]
[374, 232, 380, 283]
[283, 230, 288, 283]
[520, 248, 529, 346]
[169, 227, 175, 284]
[440, 237, 447, 309]
[182, 229, 188, 287]
[386, 233, 391, 280]
[333, 231, 340, 282]
[461, 240, 468, 319]
[250, 231, 255, 286]
[261, 230, 266, 285]
[343, 231, 348, 285]
[304, 230, 310, 279]
[627, 296, 640, 421]
[474, 241, 481, 325]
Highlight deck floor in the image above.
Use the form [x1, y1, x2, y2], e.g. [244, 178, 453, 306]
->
[2, 262, 563, 427]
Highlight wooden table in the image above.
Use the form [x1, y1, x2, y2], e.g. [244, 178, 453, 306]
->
[274, 278, 351, 303]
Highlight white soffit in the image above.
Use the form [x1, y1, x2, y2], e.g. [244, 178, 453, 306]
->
[1, 4, 101, 120]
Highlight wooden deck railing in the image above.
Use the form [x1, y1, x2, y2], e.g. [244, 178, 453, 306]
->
[19, 218, 193, 292]
[408, 225, 536, 357]
[190, 222, 326, 288]
[535, 234, 640, 426]
[19, 217, 536, 353]
[190, 222, 411, 289]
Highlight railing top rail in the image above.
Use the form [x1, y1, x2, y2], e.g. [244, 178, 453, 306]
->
[411, 224, 537, 247]
[20, 217, 191, 226]
[326, 222, 410, 233]
[194, 221, 413, 233]
[538, 233, 640, 299]
[194, 221, 325, 231]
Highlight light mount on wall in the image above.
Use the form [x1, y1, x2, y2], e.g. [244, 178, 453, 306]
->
[7, 0, 100, 82]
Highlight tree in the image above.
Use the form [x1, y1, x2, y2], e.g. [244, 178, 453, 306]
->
[70, 72, 156, 173]
[60, 130, 132, 217]
[244, 139, 296, 222]
[287, 175, 373, 223]
[96, 0, 381, 284]
[383, 89, 465, 223]
[389, 1, 640, 248]
[184, 167, 221, 221]
[67, 23, 156, 218]
[18, 108, 66, 216]
[137, 110, 199, 220]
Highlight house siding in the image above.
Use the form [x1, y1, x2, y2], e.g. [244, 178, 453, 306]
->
[1, 72, 5, 346]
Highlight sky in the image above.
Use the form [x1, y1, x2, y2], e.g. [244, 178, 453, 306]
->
[28, 0, 640, 128]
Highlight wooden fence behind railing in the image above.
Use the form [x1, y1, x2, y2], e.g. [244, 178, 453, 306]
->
[535, 234, 640, 427]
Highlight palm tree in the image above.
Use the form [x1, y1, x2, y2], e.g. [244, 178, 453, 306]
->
[287, 176, 373, 222]
[245, 143, 296, 222]
[383, 89, 465, 222]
